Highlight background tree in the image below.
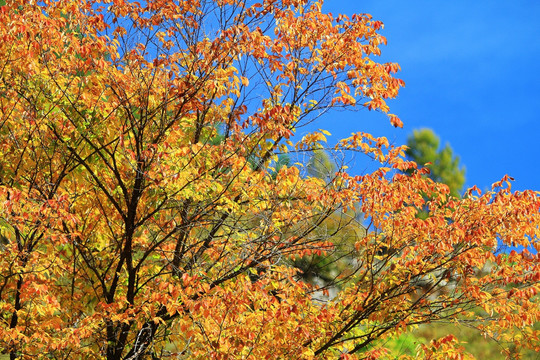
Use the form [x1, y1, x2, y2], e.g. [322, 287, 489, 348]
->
[0, 1, 538, 360]
[406, 128, 466, 197]
[293, 148, 362, 293]
[307, 149, 337, 181]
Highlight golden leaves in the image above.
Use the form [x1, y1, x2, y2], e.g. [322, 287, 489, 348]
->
[0, 0, 538, 359]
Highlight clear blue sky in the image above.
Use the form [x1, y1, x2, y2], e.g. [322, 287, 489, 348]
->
[315, 1, 540, 192]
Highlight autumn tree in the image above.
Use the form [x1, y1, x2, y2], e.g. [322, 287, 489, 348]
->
[0, 1, 538, 360]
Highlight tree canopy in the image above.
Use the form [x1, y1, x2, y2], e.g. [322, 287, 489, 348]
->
[0, 1, 538, 359]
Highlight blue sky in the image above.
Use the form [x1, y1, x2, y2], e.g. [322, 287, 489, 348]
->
[315, 1, 540, 193]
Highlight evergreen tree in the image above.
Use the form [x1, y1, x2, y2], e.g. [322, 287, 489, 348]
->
[406, 128, 466, 197]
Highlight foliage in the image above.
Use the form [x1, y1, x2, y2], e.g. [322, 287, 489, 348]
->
[412, 319, 540, 359]
[0, 1, 538, 360]
[406, 128, 466, 197]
